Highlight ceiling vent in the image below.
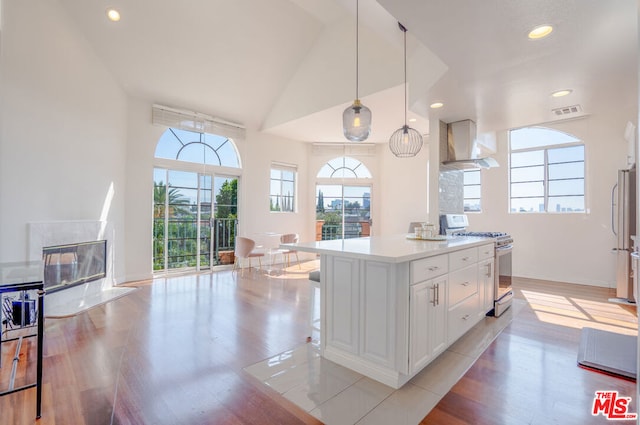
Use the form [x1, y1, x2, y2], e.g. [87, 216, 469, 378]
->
[552, 104, 582, 116]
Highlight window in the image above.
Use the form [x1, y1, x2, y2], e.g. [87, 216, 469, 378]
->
[316, 157, 372, 240]
[153, 126, 241, 273]
[155, 128, 240, 168]
[509, 127, 585, 213]
[463, 170, 481, 212]
[317, 156, 372, 178]
[270, 163, 296, 212]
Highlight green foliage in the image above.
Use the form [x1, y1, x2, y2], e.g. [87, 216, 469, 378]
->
[316, 211, 341, 225]
[216, 179, 238, 218]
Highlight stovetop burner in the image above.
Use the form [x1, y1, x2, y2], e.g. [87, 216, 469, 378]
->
[452, 231, 513, 247]
[453, 231, 507, 238]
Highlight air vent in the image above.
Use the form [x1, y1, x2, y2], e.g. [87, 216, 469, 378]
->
[552, 104, 582, 116]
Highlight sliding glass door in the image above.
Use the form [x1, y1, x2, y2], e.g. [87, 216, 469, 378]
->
[153, 168, 238, 273]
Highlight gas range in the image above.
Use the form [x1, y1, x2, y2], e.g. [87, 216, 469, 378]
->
[439, 213, 514, 317]
[453, 231, 513, 248]
[439, 214, 513, 247]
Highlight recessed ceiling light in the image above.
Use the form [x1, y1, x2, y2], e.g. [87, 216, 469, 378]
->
[106, 8, 121, 22]
[551, 89, 572, 98]
[528, 25, 553, 39]
[430, 102, 444, 109]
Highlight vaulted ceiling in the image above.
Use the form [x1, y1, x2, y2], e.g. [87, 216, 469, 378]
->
[57, 0, 637, 143]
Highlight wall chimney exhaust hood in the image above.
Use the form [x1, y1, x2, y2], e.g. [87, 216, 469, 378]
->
[440, 120, 499, 170]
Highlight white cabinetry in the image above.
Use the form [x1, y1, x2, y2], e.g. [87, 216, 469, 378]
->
[409, 273, 447, 374]
[320, 240, 496, 389]
[447, 247, 481, 343]
[325, 256, 360, 354]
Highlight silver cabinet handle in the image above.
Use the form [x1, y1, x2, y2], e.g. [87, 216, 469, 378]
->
[427, 266, 439, 272]
[461, 281, 470, 286]
[462, 314, 470, 320]
[486, 262, 492, 277]
[431, 285, 437, 306]
[436, 283, 440, 306]
[462, 256, 469, 261]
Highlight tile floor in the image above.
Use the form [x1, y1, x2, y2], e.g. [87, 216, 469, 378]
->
[244, 298, 524, 425]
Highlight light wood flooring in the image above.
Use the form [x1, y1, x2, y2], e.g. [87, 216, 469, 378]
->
[0, 265, 637, 424]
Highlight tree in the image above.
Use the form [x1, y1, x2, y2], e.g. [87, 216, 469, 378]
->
[153, 182, 190, 218]
[316, 190, 325, 213]
[215, 179, 238, 218]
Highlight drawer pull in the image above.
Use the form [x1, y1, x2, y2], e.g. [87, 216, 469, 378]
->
[462, 256, 470, 261]
[462, 314, 470, 321]
[427, 266, 440, 272]
[461, 281, 470, 286]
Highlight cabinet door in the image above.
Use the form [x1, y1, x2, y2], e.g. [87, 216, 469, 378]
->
[325, 256, 360, 354]
[360, 261, 397, 369]
[478, 258, 494, 314]
[429, 276, 448, 358]
[409, 276, 447, 374]
[409, 281, 430, 372]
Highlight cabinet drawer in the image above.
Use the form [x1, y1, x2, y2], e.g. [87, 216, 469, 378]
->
[448, 265, 478, 307]
[411, 255, 448, 284]
[478, 243, 495, 261]
[448, 292, 481, 343]
[449, 247, 478, 271]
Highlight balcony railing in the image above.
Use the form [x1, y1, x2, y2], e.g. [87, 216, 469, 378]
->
[153, 217, 238, 270]
[321, 223, 362, 240]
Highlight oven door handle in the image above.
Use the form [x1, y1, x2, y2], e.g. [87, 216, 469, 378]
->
[496, 244, 513, 253]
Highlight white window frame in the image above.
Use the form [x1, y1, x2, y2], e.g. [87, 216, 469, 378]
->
[270, 162, 297, 213]
[463, 169, 482, 212]
[509, 128, 585, 214]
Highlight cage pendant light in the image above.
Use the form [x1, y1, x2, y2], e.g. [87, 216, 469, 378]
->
[343, 0, 372, 142]
[389, 23, 423, 158]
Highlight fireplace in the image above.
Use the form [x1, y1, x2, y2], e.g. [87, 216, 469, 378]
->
[43, 240, 107, 293]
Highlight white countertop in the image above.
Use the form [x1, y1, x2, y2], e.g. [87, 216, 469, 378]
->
[283, 234, 494, 263]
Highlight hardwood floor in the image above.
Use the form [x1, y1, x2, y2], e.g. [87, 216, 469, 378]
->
[1, 268, 637, 424]
[421, 277, 638, 425]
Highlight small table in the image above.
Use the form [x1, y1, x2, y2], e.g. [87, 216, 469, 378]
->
[0, 261, 44, 419]
[253, 232, 284, 276]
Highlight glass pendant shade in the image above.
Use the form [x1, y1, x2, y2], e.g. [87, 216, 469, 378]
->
[343, 99, 372, 142]
[389, 125, 423, 157]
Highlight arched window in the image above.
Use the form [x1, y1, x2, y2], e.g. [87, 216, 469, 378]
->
[316, 156, 373, 241]
[155, 128, 241, 168]
[153, 127, 241, 274]
[509, 126, 584, 213]
[317, 156, 372, 178]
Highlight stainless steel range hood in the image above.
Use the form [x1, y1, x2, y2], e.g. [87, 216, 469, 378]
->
[440, 120, 499, 170]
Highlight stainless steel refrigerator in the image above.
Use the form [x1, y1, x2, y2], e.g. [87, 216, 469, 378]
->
[612, 167, 636, 303]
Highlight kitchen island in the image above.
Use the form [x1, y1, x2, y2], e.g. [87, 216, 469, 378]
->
[287, 234, 496, 388]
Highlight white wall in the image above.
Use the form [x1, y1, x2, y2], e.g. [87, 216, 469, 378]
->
[0, 0, 128, 281]
[377, 143, 430, 235]
[469, 111, 636, 287]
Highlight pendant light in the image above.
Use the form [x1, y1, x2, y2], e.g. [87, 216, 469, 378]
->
[389, 23, 423, 158]
[343, 0, 372, 142]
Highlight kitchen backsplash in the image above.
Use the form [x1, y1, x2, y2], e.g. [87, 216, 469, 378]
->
[439, 169, 464, 213]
